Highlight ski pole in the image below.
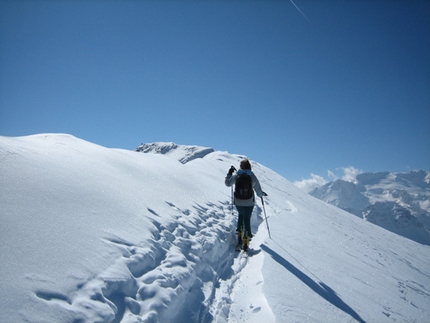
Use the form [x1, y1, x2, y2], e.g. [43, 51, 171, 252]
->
[231, 186, 234, 216]
[229, 166, 236, 216]
[227, 166, 236, 215]
[261, 196, 272, 239]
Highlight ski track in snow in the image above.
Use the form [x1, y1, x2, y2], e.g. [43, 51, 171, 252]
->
[32, 199, 268, 323]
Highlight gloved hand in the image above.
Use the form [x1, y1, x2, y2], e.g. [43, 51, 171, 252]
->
[228, 166, 236, 176]
[262, 192, 268, 196]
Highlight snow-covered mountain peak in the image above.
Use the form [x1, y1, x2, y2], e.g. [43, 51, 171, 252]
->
[310, 179, 368, 211]
[310, 170, 430, 245]
[135, 142, 215, 164]
[355, 171, 390, 186]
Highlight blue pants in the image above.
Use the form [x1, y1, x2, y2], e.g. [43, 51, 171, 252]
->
[236, 205, 254, 238]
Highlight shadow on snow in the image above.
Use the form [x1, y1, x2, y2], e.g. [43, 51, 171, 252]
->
[261, 244, 366, 323]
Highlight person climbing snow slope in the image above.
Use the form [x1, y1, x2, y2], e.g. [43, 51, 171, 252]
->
[225, 158, 266, 251]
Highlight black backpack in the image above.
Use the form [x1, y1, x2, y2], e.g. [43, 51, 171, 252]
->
[234, 173, 253, 200]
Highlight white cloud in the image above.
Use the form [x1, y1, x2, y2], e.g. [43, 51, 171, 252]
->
[327, 170, 338, 181]
[295, 166, 364, 192]
[341, 166, 363, 183]
[294, 174, 327, 193]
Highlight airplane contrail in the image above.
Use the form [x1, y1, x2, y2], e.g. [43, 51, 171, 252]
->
[290, 0, 310, 23]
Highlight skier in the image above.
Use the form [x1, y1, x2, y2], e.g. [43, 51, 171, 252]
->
[225, 158, 266, 251]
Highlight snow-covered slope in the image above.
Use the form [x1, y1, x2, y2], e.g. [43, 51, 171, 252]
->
[309, 171, 430, 245]
[1, 134, 429, 323]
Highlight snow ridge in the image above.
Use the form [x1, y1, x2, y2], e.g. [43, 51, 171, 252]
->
[135, 142, 215, 164]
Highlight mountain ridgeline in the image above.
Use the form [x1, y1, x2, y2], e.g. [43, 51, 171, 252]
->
[309, 171, 430, 245]
[136, 142, 215, 164]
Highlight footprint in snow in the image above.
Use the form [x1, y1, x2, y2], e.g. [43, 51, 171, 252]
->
[252, 306, 261, 313]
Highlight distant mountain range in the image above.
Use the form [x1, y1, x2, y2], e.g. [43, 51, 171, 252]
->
[309, 170, 430, 245]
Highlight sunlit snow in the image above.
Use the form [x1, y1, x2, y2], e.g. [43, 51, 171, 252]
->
[1, 134, 429, 323]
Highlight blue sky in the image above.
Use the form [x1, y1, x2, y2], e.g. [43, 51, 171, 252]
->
[1, 0, 429, 182]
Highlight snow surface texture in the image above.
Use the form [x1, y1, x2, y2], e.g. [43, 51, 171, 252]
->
[309, 172, 430, 245]
[1, 134, 429, 323]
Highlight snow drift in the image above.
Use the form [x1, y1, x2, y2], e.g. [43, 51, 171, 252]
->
[1, 134, 429, 323]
